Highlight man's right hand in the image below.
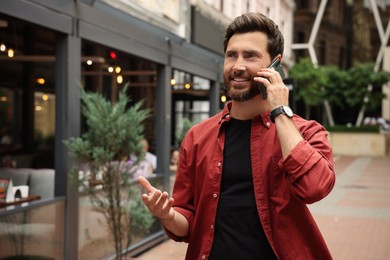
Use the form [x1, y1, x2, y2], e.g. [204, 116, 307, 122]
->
[138, 176, 189, 237]
[138, 176, 175, 221]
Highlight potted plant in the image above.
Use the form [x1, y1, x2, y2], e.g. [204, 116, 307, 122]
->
[64, 86, 153, 259]
[175, 117, 195, 147]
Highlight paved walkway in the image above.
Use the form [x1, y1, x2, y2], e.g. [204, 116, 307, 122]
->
[136, 155, 390, 260]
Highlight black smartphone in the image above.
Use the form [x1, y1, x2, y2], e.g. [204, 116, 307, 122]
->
[257, 58, 285, 99]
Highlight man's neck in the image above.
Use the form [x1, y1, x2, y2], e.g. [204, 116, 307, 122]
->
[230, 95, 269, 120]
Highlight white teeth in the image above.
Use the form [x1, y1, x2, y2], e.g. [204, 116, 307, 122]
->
[233, 78, 247, 82]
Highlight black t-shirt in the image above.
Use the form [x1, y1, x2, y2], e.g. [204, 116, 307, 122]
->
[209, 118, 276, 260]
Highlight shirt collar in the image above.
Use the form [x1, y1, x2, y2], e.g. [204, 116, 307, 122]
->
[219, 102, 272, 128]
[218, 102, 232, 124]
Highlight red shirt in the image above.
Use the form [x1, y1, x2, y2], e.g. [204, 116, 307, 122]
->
[167, 103, 336, 260]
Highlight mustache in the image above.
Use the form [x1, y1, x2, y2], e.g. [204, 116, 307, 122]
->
[230, 71, 252, 78]
[228, 70, 259, 81]
[224, 76, 261, 102]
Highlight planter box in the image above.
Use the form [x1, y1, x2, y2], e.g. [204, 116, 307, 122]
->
[328, 132, 388, 156]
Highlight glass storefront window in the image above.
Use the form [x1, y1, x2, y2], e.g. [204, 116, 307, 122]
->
[78, 176, 163, 259]
[34, 92, 55, 152]
[193, 75, 211, 90]
[0, 200, 65, 259]
[0, 14, 56, 205]
[78, 40, 162, 258]
[171, 69, 212, 145]
[0, 87, 22, 157]
[81, 40, 157, 151]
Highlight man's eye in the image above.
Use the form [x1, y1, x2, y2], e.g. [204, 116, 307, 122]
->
[226, 52, 235, 58]
[246, 53, 257, 58]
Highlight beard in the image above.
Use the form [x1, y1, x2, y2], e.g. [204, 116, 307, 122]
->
[224, 76, 260, 102]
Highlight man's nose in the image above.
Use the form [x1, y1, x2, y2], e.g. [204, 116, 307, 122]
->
[232, 57, 246, 71]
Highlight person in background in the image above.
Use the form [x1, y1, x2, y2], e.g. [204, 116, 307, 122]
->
[128, 138, 156, 179]
[140, 138, 157, 171]
[169, 147, 180, 174]
[138, 12, 335, 259]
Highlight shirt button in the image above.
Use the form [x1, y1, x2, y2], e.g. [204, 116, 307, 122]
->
[210, 224, 214, 229]
[217, 162, 222, 167]
[213, 193, 218, 198]
[201, 255, 206, 259]
[266, 122, 271, 127]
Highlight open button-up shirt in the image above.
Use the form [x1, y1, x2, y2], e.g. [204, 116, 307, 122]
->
[167, 102, 336, 260]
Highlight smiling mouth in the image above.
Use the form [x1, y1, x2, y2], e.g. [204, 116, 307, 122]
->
[231, 77, 252, 83]
[230, 77, 252, 88]
[232, 77, 249, 82]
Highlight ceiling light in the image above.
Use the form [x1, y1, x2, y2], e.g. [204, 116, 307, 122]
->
[117, 75, 123, 84]
[7, 48, 14, 58]
[36, 78, 45, 85]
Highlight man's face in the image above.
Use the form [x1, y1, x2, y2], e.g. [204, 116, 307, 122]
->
[223, 31, 271, 102]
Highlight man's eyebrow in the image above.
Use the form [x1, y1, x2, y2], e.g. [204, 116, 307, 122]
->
[226, 49, 258, 54]
[225, 49, 263, 58]
[244, 50, 261, 56]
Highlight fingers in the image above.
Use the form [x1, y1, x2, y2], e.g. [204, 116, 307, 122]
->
[138, 176, 155, 194]
[158, 195, 175, 219]
[137, 176, 174, 219]
[255, 68, 281, 84]
[254, 69, 289, 108]
[141, 189, 175, 219]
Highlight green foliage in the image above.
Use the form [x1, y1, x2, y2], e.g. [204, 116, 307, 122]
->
[128, 194, 154, 237]
[290, 58, 390, 126]
[175, 117, 195, 147]
[343, 63, 389, 111]
[320, 65, 348, 108]
[63, 85, 153, 259]
[289, 58, 326, 106]
[64, 86, 150, 165]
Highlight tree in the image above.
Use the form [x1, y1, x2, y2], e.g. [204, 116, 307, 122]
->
[319, 65, 348, 126]
[289, 58, 328, 120]
[175, 117, 195, 147]
[290, 59, 390, 127]
[344, 63, 390, 126]
[64, 86, 153, 259]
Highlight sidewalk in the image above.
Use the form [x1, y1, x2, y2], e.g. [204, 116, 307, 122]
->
[136, 155, 390, 260]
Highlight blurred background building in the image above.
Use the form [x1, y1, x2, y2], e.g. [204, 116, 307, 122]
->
[0, 0, 388, 259]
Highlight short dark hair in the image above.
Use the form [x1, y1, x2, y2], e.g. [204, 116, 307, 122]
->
[223, 12, 284, 59]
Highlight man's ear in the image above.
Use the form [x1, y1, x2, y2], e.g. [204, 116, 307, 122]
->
[276, 54, 283, 64]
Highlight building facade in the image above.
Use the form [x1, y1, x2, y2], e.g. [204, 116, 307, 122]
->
[293, 0, 350, 68]
[292, 0, 390, 123]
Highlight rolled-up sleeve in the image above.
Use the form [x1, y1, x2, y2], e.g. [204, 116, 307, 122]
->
[278, 122, 336, 204]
